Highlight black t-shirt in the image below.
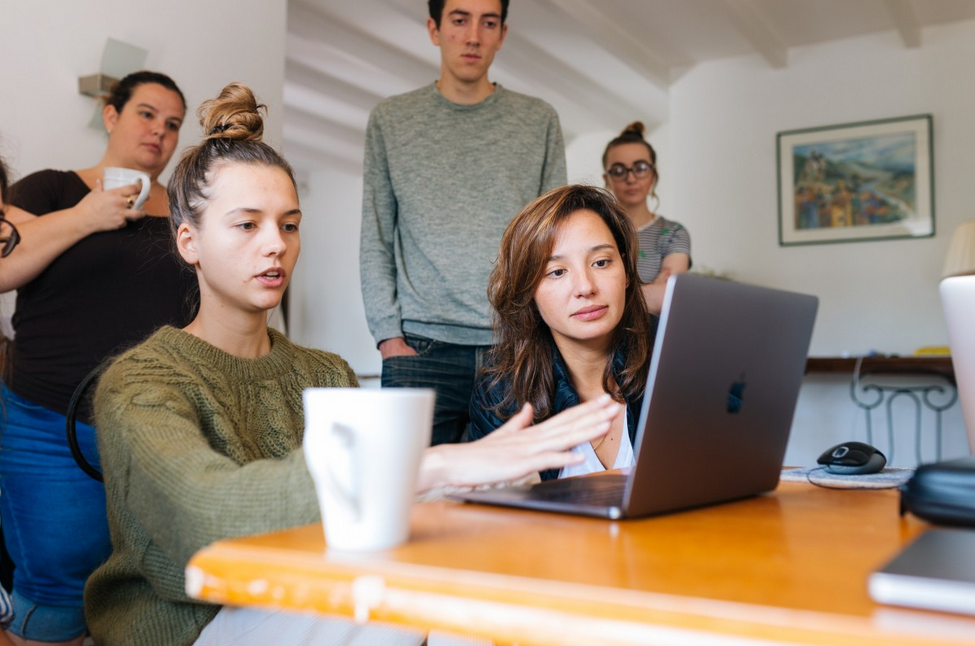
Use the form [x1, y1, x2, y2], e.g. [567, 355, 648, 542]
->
[10, 169, 197, 420]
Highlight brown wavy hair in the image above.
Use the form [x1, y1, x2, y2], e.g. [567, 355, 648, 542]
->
[483, 184, 652, 421]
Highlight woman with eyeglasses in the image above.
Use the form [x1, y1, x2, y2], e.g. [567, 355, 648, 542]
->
[0, 71, 197, 645]
[603, 121, 691, 314]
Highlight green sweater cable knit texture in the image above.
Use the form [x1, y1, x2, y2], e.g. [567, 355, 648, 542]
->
[85, 326, 358, 646]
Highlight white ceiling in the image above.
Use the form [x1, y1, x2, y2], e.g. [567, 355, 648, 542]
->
[282, 0, 975, 177]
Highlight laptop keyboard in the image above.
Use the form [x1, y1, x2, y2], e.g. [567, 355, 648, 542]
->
[527, 474, 627, 505]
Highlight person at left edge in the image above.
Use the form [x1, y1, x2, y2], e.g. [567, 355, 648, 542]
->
[0, 148, 23, 646]
[0, 71, 196, 645]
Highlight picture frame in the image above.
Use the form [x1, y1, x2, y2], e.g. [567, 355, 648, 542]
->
[777, 115, 934, 246]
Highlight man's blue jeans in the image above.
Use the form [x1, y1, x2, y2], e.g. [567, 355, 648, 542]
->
[381, 334, 490, 446]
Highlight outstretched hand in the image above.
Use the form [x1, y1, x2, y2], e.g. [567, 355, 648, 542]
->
[416, 394, 622, 492]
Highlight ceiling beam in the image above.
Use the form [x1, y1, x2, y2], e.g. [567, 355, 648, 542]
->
[533, 0, 675, 89]
[282, 135, 363, 174]
[284, 106, 365, 150]
[282, 122, 363, 167]
[283, 81, 371, 134]
[496, 31, 655, 131]
[883, 0, 921, 48]
[288, 2, 436, 89]
[285, 59, 384, 114]
[720, 0, 788, 69]
[374, 0, 665, 129]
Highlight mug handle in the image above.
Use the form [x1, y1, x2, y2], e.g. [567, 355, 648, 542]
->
[325, 422, 361, 522]
[134, 175, 151, 209]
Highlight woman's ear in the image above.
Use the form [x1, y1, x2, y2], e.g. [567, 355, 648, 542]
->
[176, 222, 199, 266]
[103, 105, 119, 135]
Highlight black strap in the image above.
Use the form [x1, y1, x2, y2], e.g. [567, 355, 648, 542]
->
[65, 360, 113, 482]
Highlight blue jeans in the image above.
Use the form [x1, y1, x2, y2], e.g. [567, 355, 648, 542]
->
[381, 335, 490, 446]
[0, 384, 111, 640]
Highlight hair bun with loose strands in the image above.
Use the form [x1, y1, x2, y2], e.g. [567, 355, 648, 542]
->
[199, 82, 265, 143]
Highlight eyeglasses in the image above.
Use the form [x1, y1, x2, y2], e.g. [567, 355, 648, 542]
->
[0, 211, 21, 258]
[605, 160, 654, 181]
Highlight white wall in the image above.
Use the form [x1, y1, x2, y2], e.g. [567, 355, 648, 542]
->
[289, 169, 380, 377]
[663, 21, 975, 466]
[667, 21, 975, 357]
[0, 0, 287, 184]
[293, 20, 975, 466]
[0, 0, 287, 345]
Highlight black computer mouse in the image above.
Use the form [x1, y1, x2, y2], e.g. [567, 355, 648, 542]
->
[817, 441, 887, 475]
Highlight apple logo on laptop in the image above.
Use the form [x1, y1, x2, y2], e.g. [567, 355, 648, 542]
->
[727, 375, 746, 413]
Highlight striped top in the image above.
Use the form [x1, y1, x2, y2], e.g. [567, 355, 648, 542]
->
[635, 215, 691, 283]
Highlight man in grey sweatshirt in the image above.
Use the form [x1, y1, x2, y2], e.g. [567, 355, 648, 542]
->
[359, 0, 566, 445]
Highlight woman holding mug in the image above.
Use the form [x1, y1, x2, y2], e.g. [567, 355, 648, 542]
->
[469, 185, 655, 480]
[0, 71, 196, 645]
[602, 121, 691, 314]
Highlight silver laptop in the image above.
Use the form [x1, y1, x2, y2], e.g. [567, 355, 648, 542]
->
[453, 274, 818, 520]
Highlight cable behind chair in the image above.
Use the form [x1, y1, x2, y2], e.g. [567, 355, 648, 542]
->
[65, 360, 113, 482]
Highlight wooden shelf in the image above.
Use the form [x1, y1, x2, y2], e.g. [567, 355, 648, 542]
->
[806, 356, 954, 379]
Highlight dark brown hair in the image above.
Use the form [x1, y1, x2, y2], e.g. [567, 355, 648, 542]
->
[483, 184, 652, 421]
[167, 82, 297, 237]
[105, 70, 186, 114]
[429, 0, 509, 28]
[0, 151, 7, 204]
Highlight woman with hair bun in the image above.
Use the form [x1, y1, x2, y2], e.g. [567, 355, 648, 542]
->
[602, 121, 690, 313]
[0, 71, 195, 645]
[86, 82, 618, 645]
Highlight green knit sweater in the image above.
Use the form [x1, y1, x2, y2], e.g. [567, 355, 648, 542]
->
[85, 326, 358, 646]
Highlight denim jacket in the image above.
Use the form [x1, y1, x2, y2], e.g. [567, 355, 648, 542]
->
[468, 344, 645, 481]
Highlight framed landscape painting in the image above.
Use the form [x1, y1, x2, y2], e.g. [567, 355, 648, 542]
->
[777, 115, 934, 246]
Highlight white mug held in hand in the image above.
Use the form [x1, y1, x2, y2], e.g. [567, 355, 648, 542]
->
[103, 167, 151, 210]
[303, 388, 434, 551]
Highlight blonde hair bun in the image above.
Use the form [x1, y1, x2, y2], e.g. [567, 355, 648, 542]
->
[198, 82, 265, 142]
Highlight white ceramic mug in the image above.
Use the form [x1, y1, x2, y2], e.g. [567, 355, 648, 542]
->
[303, 388, 434, 551]
[103, 167, 151, 210]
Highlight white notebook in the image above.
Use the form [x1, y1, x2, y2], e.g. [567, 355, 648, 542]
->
[870, 529, 975, 616]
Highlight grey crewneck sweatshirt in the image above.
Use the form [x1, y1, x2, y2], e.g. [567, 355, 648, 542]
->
[359, 83, 566, 346]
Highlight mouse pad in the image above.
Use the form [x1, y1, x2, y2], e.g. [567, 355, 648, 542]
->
[780, 466, 914, 489]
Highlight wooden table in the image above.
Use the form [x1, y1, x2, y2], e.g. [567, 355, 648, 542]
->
[186, 482, 975, 646]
